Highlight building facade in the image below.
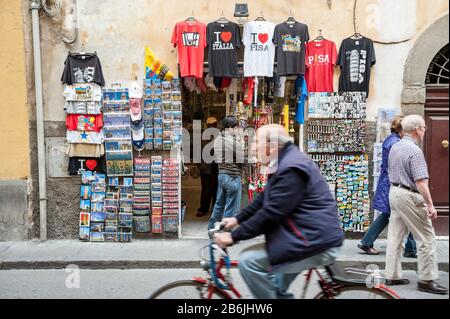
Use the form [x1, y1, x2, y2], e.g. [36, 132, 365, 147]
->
[0, 0, 448, 240]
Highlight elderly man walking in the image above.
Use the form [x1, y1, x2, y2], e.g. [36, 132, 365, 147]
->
[385, 114, 448, 295]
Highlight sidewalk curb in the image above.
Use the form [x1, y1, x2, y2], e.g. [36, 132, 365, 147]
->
[0, 260, 448, 272]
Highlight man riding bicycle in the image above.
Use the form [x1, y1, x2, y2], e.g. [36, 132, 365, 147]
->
[214, 124, 344, 299]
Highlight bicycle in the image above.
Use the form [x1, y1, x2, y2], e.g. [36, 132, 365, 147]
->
[149, 225, 401, 299]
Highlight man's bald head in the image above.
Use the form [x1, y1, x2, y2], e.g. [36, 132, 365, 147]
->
[254, 124, 293, 165]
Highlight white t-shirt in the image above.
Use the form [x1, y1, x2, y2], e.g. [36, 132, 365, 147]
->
[63, 83, 102, 101]
[66, 130, 104, 144]
[243, 21, 276, 77]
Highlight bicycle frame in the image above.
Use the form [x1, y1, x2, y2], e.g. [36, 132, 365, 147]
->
[301, 267, 401, 299]
[193, 258, 241, 299]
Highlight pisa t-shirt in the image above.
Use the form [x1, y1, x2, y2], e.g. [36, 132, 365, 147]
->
[171, 20, 207, 78]
[273, 21, 309, 75]
[243, 21, 276, 77]
[206, 21, 241, 77]
[337, 37, 376, 95]
[305, 39, 337, 92]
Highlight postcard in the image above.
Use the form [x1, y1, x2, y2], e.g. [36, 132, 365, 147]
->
[81, 171, 94, 184]
[117, 232, 132, 242]
[90, 212, 106, 222]
[90, 222, 104, 232]
[80, 199, 90, 211]
[80, 185, 91, 199]
[89, 231, 105, 242]
[134, 216, 150, 233]
[90, 201, 104, 212]
[79, 226, 90, 241]
[105, 212, 118, 220]
[80, 212, 90, 227]
[104, 232, 118, 242]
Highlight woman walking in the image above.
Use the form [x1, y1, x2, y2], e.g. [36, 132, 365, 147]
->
[358, 117, 417, 257]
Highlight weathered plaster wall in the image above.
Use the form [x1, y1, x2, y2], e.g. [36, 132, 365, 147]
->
[39, 0, 449, 123]
[0, 0, 31, 240]
[23, 0, 448, 239]
[0, 0, 31, 179]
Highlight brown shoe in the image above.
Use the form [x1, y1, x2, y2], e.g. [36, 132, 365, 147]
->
[385, 278, 410, 286]
[418, 281, 448, 295]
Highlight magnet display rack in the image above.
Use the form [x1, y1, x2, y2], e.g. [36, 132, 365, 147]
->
[306, 92, 370, 233]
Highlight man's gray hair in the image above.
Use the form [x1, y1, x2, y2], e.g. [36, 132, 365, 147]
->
[402, 114, 425, 134]
[267, 132, 294, 148]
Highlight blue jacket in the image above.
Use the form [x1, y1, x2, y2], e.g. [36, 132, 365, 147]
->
[231, 142, 344, 270]
[372, 133, 401, 215]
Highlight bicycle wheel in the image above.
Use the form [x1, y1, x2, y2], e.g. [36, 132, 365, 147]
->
[149, 280, 230, 299]
[314, 285, 399, 299]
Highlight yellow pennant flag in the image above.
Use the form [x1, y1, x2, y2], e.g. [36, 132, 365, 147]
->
[144, 46, 174, 80]
[283, 104, 289, 133]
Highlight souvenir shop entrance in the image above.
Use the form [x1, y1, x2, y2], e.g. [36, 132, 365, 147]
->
[179, 78, 300, 238]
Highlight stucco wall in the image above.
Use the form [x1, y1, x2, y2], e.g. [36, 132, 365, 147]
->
[0, 0, 30, 179]
[21, 0, 448, 239]
[38, 0, 449, 122]
[0, 0, 31, 240]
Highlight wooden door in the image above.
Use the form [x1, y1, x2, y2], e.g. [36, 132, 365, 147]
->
[424, 85, 449, 236]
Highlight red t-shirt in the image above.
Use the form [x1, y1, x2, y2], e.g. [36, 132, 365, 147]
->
[66, 114, 103, 132]
[305, 39, 337, 93]
[171, 20, 207, 78]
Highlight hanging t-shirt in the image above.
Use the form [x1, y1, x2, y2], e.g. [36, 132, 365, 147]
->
[171, 20, 207, 78]
[305, 39, 337, 92]
[337, 37, 376, 94]
[66, 130, 104, 144]
[64, 101, 102, 114]
[61, 54, 105, 86]
[68, 156, 107, 175]
[273, 22, 309, 75]
[66, 114, 103, 132]
[243, 21, 276, 77]
[206, 21, 241, 77]
[63, 83, 103, 101]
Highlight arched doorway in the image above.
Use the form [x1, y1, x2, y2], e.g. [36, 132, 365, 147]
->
[402, 14, 449, 236]
[424, 44, 449, 236]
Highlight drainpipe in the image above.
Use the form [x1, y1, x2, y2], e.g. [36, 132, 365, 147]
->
[30, 0, 47, 241]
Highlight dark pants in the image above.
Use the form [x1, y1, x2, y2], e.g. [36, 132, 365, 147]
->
[361, 212, 417, 254]
[198, 165, 218, 214]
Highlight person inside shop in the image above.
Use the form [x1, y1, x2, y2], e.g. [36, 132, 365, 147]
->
[196, 117, 219, 218]
[358, 116, 417, 257]
[207, 116, 245, 230]
[213, 124, 344, 299]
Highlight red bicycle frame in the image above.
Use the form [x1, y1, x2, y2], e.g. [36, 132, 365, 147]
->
[192, 258, 241, 299]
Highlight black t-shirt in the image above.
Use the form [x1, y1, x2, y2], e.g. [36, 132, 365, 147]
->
[68, 157, 107, 175]
[206, 21, 241, 77]
[61, 54, 105, 86]
[337, 37, 376, 95]
[272, 21, 309, 75]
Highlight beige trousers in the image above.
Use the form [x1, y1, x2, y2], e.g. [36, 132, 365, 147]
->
[385, 186, 439, 281]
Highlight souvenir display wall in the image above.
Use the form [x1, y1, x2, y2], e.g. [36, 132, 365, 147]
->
[142, 78, 182, 150]
[133, 157, 151, 233]
[307, 92, 369, 232]
[69, 12, 379, 242]
[162, 158, 180, 233]
[311, 154, 370, 232]
[62, 52, 106, 175]
[103, 87, 134, 176]
[79, 171, 106, 241]
[151, 156, 163, 233]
